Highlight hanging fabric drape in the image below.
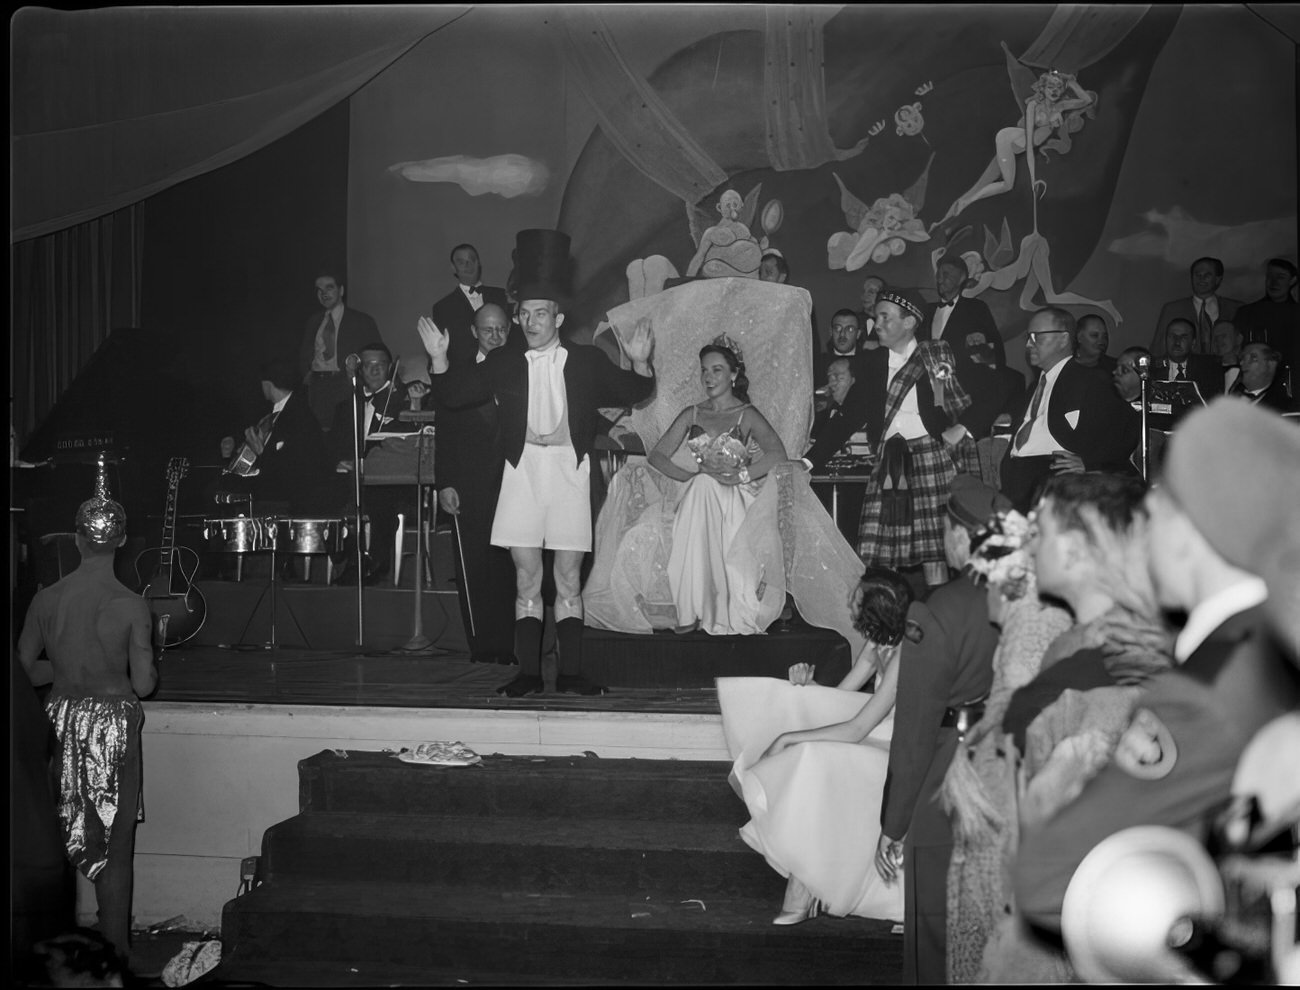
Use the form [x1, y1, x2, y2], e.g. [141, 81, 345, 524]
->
[11, 6, 463, 241]
[559, 7, 729, 205]
[1018, 3, 1151, 72]
[762, 5, 868, 172]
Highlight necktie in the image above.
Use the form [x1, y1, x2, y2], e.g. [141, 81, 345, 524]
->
[1014, 374, 1046, 450]
[320, 312, 337, 362]
[1198, 302, 1213, 352]
[1175, 363, 1187, 382]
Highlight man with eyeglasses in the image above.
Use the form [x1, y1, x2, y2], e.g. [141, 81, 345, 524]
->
[329, 342, 425, 585]
[999, 307, 1139, 512]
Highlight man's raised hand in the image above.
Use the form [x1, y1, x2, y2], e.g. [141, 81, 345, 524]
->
[621, 316, 655, 368]
[417, 316, 449, 363]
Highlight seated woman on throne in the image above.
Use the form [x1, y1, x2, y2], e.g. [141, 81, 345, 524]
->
[646, 337, 787, 635]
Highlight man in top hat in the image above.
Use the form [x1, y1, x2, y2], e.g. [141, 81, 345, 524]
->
[17, 457, 158, 964]
[802, 287, 975, 587]
[875, 473, 1004, 984]
[419, 229, 656, 696]
[431, 243, 513, 370]
[1014, 399, 1300, 937]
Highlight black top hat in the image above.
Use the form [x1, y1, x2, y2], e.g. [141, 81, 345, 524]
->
[513, 229, 573, 309]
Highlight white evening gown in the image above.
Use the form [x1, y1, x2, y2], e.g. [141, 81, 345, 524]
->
[718, 676, 905, 921]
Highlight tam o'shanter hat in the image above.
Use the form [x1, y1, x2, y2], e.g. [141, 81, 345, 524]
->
[513, 229, 574, 309]
[75, 452, 127, 545]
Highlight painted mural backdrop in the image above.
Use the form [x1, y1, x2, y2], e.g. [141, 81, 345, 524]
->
[352, 5, 1295, 369]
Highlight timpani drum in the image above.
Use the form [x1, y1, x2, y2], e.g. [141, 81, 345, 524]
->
[282, 518, 346, 555]
[203, 516, 275, 554]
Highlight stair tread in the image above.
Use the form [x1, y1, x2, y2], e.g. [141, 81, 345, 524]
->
[268, 810, 751, 852]
[227, 878, 901, 938]
[307, 751, 736, 778]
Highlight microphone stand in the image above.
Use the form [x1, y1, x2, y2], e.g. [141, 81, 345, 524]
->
[348, 359, 365, 645]
[1137, 358, 1151, 482]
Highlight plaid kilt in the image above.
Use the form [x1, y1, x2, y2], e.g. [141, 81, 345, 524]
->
[858, 434, 977, 568]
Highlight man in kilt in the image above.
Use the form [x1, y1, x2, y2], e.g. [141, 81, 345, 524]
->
[810, 288, 979, 586]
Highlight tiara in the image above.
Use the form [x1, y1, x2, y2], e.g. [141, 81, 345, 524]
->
[710, 333, 744, 365]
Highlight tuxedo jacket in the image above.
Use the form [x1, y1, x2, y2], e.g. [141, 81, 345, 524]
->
[804, 346, 955, 473]
[1230, 377, 1294, 412]
[433, 342, 655, 469]
[1005, 358, 1139, 473]
[1149, 295, 1242, 355]
[250, 388, 332, 508]
[1152, 353, 1224, 401]
[1015, 604, 1299, 929]
[431, 284, 513, 370]
[921, 296, 1005, 369]
[328, 380, 421, 462]
[297, 307, 379, 381]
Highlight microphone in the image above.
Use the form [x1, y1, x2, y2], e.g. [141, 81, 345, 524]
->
[344, 353, 360, 384]
[1136, 354, 1151, 380]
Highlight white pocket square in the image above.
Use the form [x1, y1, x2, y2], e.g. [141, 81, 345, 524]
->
[1064, 410, 1081, 430]
[275, 440, 286, 451]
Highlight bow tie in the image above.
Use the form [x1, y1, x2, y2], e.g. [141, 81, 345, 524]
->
[463, 284, 484, 296]
[937, 299, 957, 309]
[362, 387, 389, 404]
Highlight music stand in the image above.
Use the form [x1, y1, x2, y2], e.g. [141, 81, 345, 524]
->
[366, 417, 444, 655]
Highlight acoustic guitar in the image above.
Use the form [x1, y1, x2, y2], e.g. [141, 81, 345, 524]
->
[135, 457, 206, 648]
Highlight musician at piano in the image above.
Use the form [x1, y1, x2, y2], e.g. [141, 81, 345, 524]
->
[216, 355, 333, 516]
[328, 342, 426, 585]
[297, 268, 380, 429]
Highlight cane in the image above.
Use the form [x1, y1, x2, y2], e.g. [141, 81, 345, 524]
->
[452, 511, 476, 640]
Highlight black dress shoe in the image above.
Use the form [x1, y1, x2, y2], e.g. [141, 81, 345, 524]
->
[496, 674, 545, 698]
[555, 674, 607, 696]
[471, 651, 519, 666]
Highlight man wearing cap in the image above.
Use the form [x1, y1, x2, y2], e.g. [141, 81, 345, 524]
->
[802, 287, 975, 587]
[1000, 306, 1140, 513]
[17, 458, 159, 964]
[875, 474, 1004, 984]
[1013, 399, 1300, 937]
[431, 243, 513, 370]
[419, 230, 656, 696]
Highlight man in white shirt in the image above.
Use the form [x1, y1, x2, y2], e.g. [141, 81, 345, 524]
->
[1000, 307, 1139, 511]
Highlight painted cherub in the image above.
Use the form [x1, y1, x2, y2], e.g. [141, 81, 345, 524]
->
[826, 157, 933, 271]
[939, 47, 1097, 225]
[685, 188, 765, 278]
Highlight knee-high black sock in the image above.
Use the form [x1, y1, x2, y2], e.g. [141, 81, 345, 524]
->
[556, 616, 584, 676]
[514, 617, 543, 677]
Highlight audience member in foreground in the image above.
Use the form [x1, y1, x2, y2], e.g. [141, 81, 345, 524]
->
[717, 568, 921, 932]
[875, 475, 1006, 985]
[17, 463, 158, 965]
[977, 473, 1173, 983]
[1013, 400, 1300, 942]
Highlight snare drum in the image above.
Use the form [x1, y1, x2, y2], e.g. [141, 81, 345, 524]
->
[283, 518, 346, 555]
[204, 516, 274, 554]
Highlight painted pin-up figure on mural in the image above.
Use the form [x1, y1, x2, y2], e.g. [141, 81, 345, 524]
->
[686, 188, 766, 279]
[939, 50, 1096, 226]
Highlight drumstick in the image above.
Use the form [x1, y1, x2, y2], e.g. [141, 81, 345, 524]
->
[452, 512, 476, 639]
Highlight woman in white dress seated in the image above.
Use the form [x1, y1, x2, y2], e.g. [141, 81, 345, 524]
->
[646, 335, 788, 635]
[718, 566, 922, 925]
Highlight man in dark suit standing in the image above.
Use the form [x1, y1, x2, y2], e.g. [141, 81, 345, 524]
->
[297, 269, 379, 429]
[1015, 400, 1300, 937]
[1149, 256, 1242, 357]
[999, 307, 1139, 512]
[430, 243, 512, 370]
[328, 342, 425, 585]
[876, 474, 1004, 986]
[922, 254, 1005, 368]
[1153, 318, 1224, 401]
[433, 304, 518, 664]
[420, 230, 656, 697]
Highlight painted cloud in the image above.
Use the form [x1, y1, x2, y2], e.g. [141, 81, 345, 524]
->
[1108, 206, 1295, 271]
[389, 153, 549, 198]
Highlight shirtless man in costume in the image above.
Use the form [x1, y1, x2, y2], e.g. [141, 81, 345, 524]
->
[18, 457, 158, 964]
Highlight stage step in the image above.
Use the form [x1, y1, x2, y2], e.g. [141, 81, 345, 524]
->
[219, 752, 902, 985]
[298, 751, 743, 822]
[220, 880, 900, 986]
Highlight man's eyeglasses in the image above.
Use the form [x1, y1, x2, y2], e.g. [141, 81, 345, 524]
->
[1027, 330, 1070, 344]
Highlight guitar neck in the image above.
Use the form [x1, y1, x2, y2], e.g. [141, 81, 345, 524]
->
[158, 475, 180, 583]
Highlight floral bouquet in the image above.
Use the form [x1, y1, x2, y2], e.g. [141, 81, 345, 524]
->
[966, 509, 1032, 600]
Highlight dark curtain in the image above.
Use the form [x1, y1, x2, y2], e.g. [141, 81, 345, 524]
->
[11, 211, 142, 446]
